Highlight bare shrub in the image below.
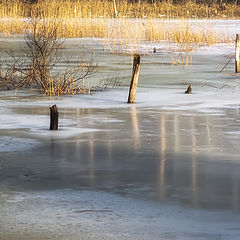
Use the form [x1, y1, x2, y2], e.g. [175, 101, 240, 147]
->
[0, 60, 17, 90]
[0, 17, 98, 95]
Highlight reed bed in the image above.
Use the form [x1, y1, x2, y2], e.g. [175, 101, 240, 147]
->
[0, 17, 231, 44]
[1, 0, 240, 19]
[0, 0, 235, 54]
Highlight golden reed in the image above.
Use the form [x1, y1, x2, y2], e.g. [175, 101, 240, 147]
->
[0, 0, 236, 45]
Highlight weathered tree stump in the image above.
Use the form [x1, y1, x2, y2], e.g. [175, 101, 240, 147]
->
[185, 84, 192, 94]
[235, 34, 239, 73]
[50, 104, 58, 130]
[128, 54, 141, 103]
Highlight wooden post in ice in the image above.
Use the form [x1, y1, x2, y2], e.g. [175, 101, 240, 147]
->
[185, 84, 192, 94]
[50, 104, 58, 130]
[128, 54, 141, 104]
[235, 34, 239, 73]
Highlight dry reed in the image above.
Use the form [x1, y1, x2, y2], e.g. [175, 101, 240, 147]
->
[0, 0, 235, 47]
[1, 0, 240, 19]
[0, 0, 235, 66]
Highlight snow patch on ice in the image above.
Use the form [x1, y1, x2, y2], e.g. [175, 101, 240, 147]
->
[1, 88, 240, 114]
[29, 127, 99, 139]
[0, 110, 100, 139]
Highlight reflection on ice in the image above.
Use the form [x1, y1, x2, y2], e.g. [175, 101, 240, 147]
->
[190, 116, 197, 207]
[130, 106, 141, 150]
[89, 131, 96, 187]
[159, 113, 166, 200]
[1, 106, 240, 211]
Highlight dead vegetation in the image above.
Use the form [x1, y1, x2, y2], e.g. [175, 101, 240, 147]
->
[0, 1, 234, 45]
[0, 18, 98, 95]
[1, 0, 240, 19]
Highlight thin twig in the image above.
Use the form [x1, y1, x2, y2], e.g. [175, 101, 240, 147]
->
[220, 58, 231, 72]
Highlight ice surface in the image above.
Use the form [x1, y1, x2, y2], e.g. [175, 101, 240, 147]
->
[1, 87, 240, 113]
[1, 20, 240, 240]
[0, 189, 240, 240]
[0, 136, 38, 152]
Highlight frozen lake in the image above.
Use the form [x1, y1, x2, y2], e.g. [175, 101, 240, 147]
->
[1, 27, 240, 239]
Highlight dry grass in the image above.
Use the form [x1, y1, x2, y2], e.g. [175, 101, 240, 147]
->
[0, 17, 231, 45]
[1, 0, 240, 19]
[0, 0, 235, 45]
[0, 0, 235, 65]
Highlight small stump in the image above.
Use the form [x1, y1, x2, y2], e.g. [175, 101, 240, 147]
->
[50, 104, 58, 130]
[185, 84, 192, 94]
